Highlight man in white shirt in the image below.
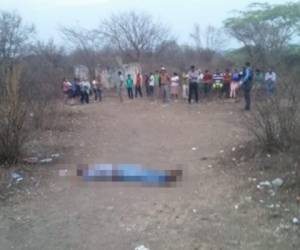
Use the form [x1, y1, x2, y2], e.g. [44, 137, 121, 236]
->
[149, 72, 155, 99]
[80, 79, 91, 104]
[265, 68, 277, 95]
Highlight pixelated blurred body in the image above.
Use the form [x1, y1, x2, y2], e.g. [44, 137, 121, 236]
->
[74, 164, 182, 187]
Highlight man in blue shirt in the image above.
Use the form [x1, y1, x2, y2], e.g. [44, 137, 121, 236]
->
[241, 62, 253, 111]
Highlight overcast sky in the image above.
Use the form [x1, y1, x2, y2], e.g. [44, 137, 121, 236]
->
[2, 0, 287, 48]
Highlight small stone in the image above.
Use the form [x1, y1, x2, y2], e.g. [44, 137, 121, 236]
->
[234, 205, 239, 210]
[51, 154, 60, 158]
[266, 204, 274, 209]
[245, 196, 252, 202]
[135, 245, 150, 250]
[292, 218, 299, 225]
[272, 178, 284, 188]
[40, 158, 53, 164]
[59, 169, 68, 177]
[193, 209, 197, 214]
[258, 181, 272, 188]
[192, 147, 197, 151]
[232, 147, 236, 152]
[268, 189, 276, 197]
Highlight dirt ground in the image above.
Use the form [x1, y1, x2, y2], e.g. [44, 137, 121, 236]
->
[0, 96, 299, 250]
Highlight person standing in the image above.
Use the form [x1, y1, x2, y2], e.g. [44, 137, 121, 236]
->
[126, 74, 134, 99]
[62, 78, 72, 104]
[171, 72, 180, 100]
[135, 72, 143, 98]
[117, 71, 124, 102]
[188, 65, 199, 104]
[92, 78, 102, 102]
[160, 67, 170, 103]
[154, 70, 161, 99]
[222, 69, 231, 98]
[70, 78, 79, 104]
[203, 70, 213, 98]
[181, 72, 189, 101]
[80, 79, 91, 104]
[198, 70, 204, 97]
[241, 62, 253, 111]
[213, 69, 223, 97]
[230, 69, 240, 99]
[264, 68, 277, 95]
[144, 73, 150, 96]
[149, 72, 155, 99]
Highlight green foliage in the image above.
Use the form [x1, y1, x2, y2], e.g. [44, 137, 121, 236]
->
[224, 2, 300, 66]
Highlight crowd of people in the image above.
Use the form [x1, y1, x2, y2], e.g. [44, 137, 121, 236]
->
[62, 62, 277, 111]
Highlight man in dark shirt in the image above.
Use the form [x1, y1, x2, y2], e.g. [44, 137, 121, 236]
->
[241, 62, 253, 111]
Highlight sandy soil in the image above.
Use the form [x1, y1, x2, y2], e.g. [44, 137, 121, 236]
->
[0, 96, 299, 250]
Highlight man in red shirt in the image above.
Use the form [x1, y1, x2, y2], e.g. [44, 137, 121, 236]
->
[222, 68, 231, 98]
[203, 70, 213, 97]
[135, 72, 143, 98]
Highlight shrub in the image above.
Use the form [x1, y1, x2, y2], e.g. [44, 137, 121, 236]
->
[248, 73, 300, 152]
[0, 65, 27, 164]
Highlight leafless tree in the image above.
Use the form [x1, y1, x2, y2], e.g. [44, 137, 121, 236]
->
[0, 11, 35, 65]
[190, 24, 202, 50]
[190, 24, 226, 52]
[60, 26, 102, 79]
[98, 11, 170, 62]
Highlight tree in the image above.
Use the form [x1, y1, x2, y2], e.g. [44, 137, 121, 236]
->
[98, 11, 169, 62]
[190, 24, 226, 51]
[60, 26, 101, 79]
[224, 2, 300, 66]
[0, 11, 35, 65]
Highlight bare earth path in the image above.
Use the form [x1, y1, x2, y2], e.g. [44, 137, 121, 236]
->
[0, 98, 297, 250]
